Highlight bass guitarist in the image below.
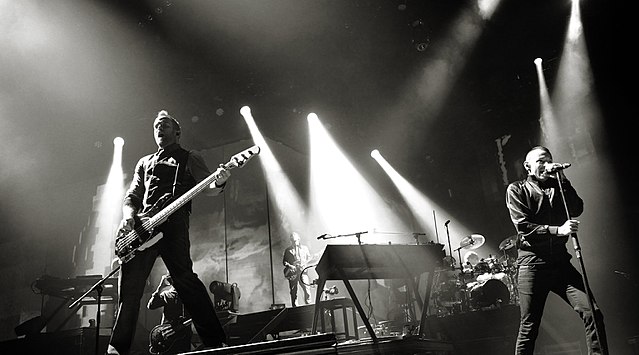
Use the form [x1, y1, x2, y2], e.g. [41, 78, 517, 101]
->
[282, 232, 312, 307]
[107, 110, 230, 355]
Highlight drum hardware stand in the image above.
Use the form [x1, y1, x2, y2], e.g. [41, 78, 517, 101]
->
[68, 266, 120, 355]
[500, 249, 519, 303]
[555, 172, 606, 353]
[453, 244, 472, 292]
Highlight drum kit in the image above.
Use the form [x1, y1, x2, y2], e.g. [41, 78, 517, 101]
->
[431, 234, 519, 316]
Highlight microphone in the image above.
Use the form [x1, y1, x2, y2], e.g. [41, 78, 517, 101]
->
[545, 163, 571, 173]
[317, 234, 331, 240]
[444, 220, 451, 227]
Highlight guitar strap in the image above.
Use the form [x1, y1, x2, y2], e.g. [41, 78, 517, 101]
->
[177, 149, 195, 214]
[168, 148, 194, 213]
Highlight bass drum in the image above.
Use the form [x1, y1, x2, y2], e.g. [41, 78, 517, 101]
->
[469, 279, 510, 309]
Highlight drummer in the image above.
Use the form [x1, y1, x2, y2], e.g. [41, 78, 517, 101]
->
[463, 251, 480, 272]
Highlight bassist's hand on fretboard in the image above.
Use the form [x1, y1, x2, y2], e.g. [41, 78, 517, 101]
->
[208, 164, 231, 189]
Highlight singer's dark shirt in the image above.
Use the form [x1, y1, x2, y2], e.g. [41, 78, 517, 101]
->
[123, 143, 221, 217]
[505, 175, 583, 265]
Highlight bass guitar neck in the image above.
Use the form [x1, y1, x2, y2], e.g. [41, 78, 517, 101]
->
[115, 145, 260, 263]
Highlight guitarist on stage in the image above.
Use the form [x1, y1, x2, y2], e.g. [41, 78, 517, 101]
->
[282, 232, 312, 307]
[147, 274, 192, 354]
[107, 110, 230, 355]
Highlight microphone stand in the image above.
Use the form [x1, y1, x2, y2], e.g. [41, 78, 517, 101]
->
[68, 266, 120, 355]
[443, 221, 454, 269]
[555, 172, 605, 353]
[318, 231, 368, 245]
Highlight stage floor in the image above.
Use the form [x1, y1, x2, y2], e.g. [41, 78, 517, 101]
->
[185, 333, 455, 355]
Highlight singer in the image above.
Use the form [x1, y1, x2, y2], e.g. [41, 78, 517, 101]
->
[505, 146, 608, 354]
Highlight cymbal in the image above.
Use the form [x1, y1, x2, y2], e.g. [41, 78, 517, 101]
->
[459, 234, 485, 250]
[499, 234, 518, 251]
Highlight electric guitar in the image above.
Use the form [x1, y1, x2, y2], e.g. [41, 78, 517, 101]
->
[283, 261, 302, 281]
[115, 145, 260, 264]
[283, 251, 322, 280]
[149, 317, 192, 355]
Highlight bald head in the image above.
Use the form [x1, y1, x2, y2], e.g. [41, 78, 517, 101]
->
[524, 146, 553, 180]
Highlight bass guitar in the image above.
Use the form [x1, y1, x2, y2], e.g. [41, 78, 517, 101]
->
[283, 251, 322, 280]
[283, 261, 301, 281]
[149, 317, 192, 355]
[115, 145, 260, 264]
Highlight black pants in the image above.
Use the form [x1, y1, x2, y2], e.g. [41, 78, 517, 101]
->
[515, 262, 608, 355]
[288, 271, 311, 307]
[109, 217, 226, 354]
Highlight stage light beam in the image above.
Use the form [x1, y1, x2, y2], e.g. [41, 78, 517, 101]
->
[308, 114, 407, 244]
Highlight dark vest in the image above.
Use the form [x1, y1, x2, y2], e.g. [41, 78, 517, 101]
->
[144, 147, 196, 216]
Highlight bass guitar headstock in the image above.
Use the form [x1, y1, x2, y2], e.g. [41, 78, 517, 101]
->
[225, 145, 260, 169]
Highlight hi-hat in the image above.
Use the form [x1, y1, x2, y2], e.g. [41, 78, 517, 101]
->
[499, 234, 518, 251]
[459, 234, 485, 250]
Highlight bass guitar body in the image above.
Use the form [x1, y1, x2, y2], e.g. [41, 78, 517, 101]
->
[283, 263, 301, 281]
[115, 194, 173, 264]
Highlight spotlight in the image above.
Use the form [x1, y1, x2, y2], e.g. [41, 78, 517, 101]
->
[324, 285, 339, 295]
[240, 106, 251, 116]
[113, 137, 124, 147]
